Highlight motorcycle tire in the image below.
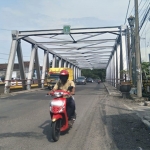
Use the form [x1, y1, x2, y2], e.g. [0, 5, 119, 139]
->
[51, 120, 61, 142]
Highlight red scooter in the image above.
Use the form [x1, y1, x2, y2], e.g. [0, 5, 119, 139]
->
[49, 90, 75, 142]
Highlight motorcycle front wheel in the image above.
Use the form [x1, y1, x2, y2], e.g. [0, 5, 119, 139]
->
[51, 120, 61, 142]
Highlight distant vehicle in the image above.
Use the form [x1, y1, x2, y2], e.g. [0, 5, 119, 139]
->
[86, 78, 94, 83]
[76, 76, 86, 85]
[47, 68, 73, 90]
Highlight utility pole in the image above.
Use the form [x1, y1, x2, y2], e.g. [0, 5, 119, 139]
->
[128, 16, 136, 88]
[134, 0, 142, 97]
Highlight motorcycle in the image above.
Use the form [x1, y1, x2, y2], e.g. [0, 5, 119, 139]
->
[97, 80, 101, 84]
[49, 90, 75, 142]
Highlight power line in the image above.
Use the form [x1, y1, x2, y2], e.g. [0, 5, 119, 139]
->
[124, 0, 131, 24]
[0, 52, 9, 55]
[139, 0, 149, 19]
[129, 0, 143, 16]
[140, 19, 149, 36]
[0, 28, 11, 31]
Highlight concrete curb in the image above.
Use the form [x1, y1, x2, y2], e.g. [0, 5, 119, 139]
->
[103, 83, 122, 96]
[142, 118, 150, 130]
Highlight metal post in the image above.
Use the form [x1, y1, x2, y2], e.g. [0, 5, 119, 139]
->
[114, 51, 116, 87]
[59, 58, 62, 68]
[27, 44, 36, 90]
[76, 67, 78, 79]
[35, 47, 41, 88]
[135, 0, 142, 97]
[47, 52, 49, 74]
[68, 63, 70, 68]
[52, 54, 56, 68]
[74, 66, 76, 81]
[127, 26, 132, 81]
[64, 61, 67, 68]
[120, 29, 123, 82]
[4, 31, 18, 93]
[17, 40, 26, 90]
[116, 45, 119, 89]
[41, 50, 48, 88]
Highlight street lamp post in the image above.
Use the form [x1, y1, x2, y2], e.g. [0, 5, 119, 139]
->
[128, 16, 136, 88]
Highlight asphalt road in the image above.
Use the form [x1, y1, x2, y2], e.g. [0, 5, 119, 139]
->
[0, 83, 150, 150]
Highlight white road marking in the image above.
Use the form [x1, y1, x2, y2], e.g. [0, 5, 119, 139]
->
[124, 104, 133, 110]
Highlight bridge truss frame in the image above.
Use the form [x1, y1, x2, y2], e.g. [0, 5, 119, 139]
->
[4, 25, 130, 93]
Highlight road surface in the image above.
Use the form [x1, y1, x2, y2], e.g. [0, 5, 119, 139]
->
[0, 83, 150, 150]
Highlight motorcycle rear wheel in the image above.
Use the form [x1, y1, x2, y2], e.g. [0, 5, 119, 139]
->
[51, 120, 61, 142]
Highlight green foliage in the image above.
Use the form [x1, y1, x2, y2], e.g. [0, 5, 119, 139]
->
[81, 69, 106, 81]
[141, 62, 150, 79]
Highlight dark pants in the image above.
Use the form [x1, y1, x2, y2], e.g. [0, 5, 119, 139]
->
[66, 96, 75, 120]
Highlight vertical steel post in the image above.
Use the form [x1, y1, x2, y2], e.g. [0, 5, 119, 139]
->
[74, 66, 76, 81]
[116, 45, 119, 89]
[41, 50, 48, 88]
[4, 31, 18, 93]
[120, 29, 123, 82]
[27, 44, 36, 90]
[35, 47, 41, 88]
[17, 40, 26, 90]
[68, 63, 70, 68]
[47, 52, 49, 74]
[52, 54, 56, 68]
[59, 58, 62, 68]
[64, 61, 67, 68]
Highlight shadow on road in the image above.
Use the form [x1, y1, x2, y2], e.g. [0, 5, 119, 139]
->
[0, 132, 44, 139]
[39, 120, 52, 142]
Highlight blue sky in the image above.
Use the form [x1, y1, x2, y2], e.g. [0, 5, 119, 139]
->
[0, 0, 149, 64]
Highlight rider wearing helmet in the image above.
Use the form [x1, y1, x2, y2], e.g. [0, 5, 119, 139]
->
[48, 69, 76, 121]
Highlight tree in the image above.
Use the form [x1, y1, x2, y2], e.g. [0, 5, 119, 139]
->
[81, 69, 106, 81]
[141, 62, 150, 79]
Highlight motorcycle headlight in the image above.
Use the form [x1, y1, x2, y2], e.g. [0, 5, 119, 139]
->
[50, 100, 64, 106]
[54, 92, 63, 97]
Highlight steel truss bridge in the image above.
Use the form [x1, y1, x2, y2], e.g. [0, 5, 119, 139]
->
[4, 25, 129, 93]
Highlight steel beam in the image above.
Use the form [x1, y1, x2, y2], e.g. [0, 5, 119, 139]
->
[17, 40, 26, 90]
[27, 45, 37, 90]
[64, 61, 67, 68]
[4, 34, 18, 93]
[35, 47, 41, 87]
[59, 58, 62, 68]
[41, 50, 48, 88]
[52, 54, 56, 68]
[22, 37, 75, 67]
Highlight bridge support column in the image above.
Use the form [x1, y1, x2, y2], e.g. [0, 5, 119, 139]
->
[73, 66, 76, 81]
[115, 45, 119, 89]
[27, 45, 37, 90]
[110, 56, 113, 85]
[17, 40, 26, 90]
[4, 31, 18, 94]
[59, 58, 62, 68]
[52, 54, 56, 68]
[76, 67, 78, 79]
[41, 50, 48, 88]
[64, 61, 67, 68]
[68, 63, 70, 68]
[35, 47, 41, 88]
[27, 45, 35, 90]
[112, 51, 115, 87]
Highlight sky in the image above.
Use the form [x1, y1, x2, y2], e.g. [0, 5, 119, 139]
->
[0, 0, 149, 64]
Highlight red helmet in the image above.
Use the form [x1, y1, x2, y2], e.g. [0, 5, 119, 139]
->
[60, 70, 69, 75]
